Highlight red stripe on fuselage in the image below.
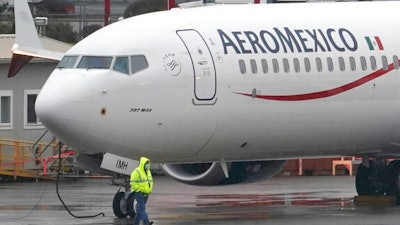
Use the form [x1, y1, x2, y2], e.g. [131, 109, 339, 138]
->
[236, 63, 395, 101]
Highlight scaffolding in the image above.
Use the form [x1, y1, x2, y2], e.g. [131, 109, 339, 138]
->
[0, 138, 76, 180]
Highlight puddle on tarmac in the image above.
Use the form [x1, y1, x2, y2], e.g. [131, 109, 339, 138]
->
[0, 204, 86, 211]
[196, 192, 353, 207]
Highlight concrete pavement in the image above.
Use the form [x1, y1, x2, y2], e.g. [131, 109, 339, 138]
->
[1, 175, 400, 225]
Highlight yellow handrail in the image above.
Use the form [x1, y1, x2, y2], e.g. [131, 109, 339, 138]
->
[0, 138, 59, 179]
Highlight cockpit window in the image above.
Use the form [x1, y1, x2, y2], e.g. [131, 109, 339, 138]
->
[57, 55, 78, 68]
[131, 55, 148, 74]
[77, 56, 113, 69]
[113, 56, 129, 74]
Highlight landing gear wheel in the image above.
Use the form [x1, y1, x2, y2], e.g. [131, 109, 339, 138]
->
[113, 192, 128, 218]
[356, 160, 375, 195]
[356, 159, 400, 197]
[126, 192, 137, 218]
[383, 160, 400, 196]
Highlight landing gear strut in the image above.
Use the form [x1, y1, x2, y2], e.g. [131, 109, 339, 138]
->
[112, 177, 137, 218]
[356, 158, 400, 198]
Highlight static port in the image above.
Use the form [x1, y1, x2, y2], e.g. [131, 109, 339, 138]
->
[101, 107, 107, 116]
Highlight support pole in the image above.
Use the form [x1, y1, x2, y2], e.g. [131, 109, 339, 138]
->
[167, 0, 175, 9]
[298, 159, 303, 176]
[104, 0, 111, 26]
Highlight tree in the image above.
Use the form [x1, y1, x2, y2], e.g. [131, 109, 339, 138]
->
[82, 24, 102, 39]
[0, 2, 8, 15]
[0, 19, 14, 34]
[124, 0, 166, 19]
[45, 21, 77, 44]
[31, 0, 74, 15]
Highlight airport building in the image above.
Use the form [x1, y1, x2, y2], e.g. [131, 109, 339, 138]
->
[0, 34, 71, 141]
[0, 34, 72, 179]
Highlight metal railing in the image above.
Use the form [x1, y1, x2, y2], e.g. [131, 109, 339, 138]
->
[0, 138, 75, 180]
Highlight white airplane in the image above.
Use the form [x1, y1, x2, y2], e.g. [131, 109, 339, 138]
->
[9, 0, 400, 218]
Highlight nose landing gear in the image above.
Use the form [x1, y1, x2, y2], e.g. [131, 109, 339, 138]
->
[112, 178, 138, 218]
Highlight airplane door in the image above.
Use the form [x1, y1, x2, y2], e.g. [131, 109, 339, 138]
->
[177, 30, 217, 102]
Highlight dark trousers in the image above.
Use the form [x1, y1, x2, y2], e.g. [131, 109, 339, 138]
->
[133, 192, 149, 224]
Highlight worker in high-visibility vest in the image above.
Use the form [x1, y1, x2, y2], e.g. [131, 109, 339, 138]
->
[130, 157, 154, 225]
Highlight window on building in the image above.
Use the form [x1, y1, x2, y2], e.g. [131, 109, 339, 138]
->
[0, 91, 12, 129]
[24, 90, 43, 129]
[27, 95, 37, 123]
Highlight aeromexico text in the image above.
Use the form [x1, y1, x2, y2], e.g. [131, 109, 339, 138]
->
[217, 27, 358, 54]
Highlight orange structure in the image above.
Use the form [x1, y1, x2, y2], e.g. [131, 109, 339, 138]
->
[0, 139, 75, 180]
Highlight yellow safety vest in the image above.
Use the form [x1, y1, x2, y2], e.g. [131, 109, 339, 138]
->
[130, 157, 153, 194]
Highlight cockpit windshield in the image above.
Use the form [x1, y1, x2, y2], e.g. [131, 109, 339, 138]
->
[57, 55, 78, 68]
[57, 55, 148, 75]
[113, 56, 129, 74]
[77, 56, 113, 69]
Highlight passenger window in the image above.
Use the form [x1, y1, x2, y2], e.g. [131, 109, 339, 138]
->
[293, 58, 300, 73]
[250, 59, 257, 74]
[349, 57, 356, 71]
[304, 58, 311, 72]
[272, 59, 279, 73]
[131, 55, 149, 74]
[360, 56, 367, 71]
[382, 56, 388, 70]
[338, 57, 345, 71]
[394, 55, 399, 70]
[78, 56, 113, 69]
[239, 60, 246, 74]
[316, 57, 322, 72]
[261, 59, 268, 73]
[327, 57, 334, 72]
[282, 58, 289, 73]
[58, 55, 78, 68]
[370, 56, 377, 70]
[113, 56, 129, 74]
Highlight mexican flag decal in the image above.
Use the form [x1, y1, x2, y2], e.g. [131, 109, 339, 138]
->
[365, 36, 384, 50]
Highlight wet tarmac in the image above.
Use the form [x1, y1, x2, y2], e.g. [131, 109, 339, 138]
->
[1, 175, 400, 225]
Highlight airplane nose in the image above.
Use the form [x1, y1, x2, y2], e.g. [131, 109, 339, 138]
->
[35, 72, 93, 151]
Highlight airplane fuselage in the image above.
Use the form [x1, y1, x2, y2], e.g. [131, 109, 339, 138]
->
[36, 2, 400, 163]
